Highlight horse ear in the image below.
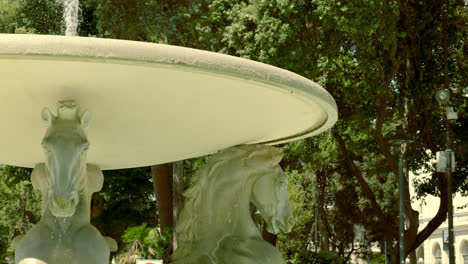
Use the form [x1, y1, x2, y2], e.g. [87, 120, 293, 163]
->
[41, 108, 54, 126]
[31, 163, 48, 194]
[80, 110, 91, 129]
[87, 164, 104, 193]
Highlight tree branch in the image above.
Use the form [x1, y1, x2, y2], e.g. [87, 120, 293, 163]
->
[373, 37, 400, 177]
[406, 172, 448, 254]
[421, 109, 439, 155]
[24, 210, 38, 225]
[334, 132, 396, 236]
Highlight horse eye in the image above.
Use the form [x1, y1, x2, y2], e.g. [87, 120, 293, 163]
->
[82, 143, 90, 151]
[278, 178, 286, 187]
[41, 141, 50, 149]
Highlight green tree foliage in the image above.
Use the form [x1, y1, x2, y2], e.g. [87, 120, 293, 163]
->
[78, 0, 98, 36]
[287, 250, 347, 264]
[13, 0, 62, 34]
[115, 223, 172, 263]
[0, 0, 20, 32]
[89, 0, 191, 43]
[0, 166, 40, 263]
[92, 168, 159, 257]
[279, 137, 397, 260]
[277, 168, 316, 257]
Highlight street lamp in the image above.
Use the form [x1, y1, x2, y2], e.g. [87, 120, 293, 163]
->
[435, 89, 450, 104]
[435, 89, 458, 264]
[390, 125, 413, 264]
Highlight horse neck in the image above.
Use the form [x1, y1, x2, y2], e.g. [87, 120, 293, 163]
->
[197, 173, 259, 238]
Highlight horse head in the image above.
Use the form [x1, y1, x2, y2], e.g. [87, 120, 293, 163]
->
[40, 100, 91, 217]
[248, 146, 295, 234]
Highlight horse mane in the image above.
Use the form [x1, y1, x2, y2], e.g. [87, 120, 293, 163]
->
[175, 145, 283, 246]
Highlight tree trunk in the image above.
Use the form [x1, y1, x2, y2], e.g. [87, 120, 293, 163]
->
[390, 245, 399, 264]
[91, 194, 105, 221]
[172, 160, 184, 250]
[409, 250, 417, 264]
[151, 164, 173, 230]
[316, 169, 330, 251]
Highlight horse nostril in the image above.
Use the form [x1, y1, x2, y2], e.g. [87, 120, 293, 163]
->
[52, 198, 59, 208]
[70, 196, 77, 206]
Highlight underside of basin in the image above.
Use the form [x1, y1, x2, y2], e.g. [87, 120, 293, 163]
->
[0, 34, 337, 169]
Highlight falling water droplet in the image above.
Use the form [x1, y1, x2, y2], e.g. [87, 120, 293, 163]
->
[59, 217, 71, 232]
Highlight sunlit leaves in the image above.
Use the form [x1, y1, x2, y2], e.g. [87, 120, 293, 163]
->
[116, 223, 172, 262]
[0, 166, 41, 262]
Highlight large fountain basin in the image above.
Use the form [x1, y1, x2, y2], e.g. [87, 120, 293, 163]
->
[0, 34, 337, 169]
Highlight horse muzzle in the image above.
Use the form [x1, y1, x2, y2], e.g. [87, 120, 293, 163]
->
[49, 194, 78, 217]
[283, 214, 295, 232]
[268, 214, 295, 234]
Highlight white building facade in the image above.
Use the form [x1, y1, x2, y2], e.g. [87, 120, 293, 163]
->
[411, 172, 468, 264]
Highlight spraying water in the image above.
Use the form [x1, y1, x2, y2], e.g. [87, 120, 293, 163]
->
[62, 0, 79, 36]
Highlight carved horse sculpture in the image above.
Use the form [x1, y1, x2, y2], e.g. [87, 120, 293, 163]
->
[14, 101, 116, 264]
[171, 144, 295, 264]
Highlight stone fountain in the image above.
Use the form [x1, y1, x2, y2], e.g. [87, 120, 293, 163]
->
[0, 5, 337, 264]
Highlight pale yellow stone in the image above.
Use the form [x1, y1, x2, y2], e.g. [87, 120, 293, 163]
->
[0, 34, 337, 170]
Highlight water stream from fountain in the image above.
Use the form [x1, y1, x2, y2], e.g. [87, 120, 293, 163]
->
[62, 0, 79, 36]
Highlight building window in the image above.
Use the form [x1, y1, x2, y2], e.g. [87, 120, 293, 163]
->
[433, 243, 441, 264]
[417, 246, 424, 264]
[462, 240, 468, 264]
